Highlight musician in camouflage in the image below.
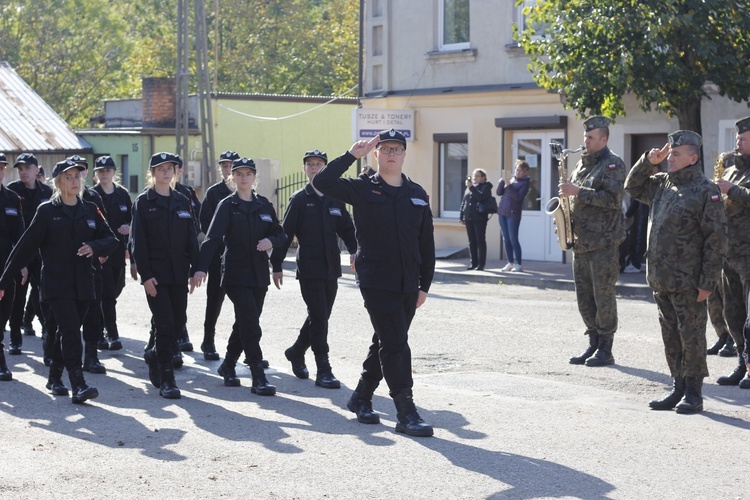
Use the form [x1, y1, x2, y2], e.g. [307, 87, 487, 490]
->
[626, 130, 727, 414]
[714, 116, 750, 388]
[561, 116, 626, 368]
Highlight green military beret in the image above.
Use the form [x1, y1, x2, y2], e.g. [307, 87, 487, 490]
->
[583, 115, 611, 132]
[668, 130, 702, 148]
[735, 116, 750, 135]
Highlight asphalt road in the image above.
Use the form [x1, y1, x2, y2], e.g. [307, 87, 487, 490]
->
[1, 270, 748, 499]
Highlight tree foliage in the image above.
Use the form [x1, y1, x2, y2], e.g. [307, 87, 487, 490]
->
[516, 0, 750, 133]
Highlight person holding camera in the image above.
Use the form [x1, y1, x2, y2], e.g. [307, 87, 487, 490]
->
[497, 160, 531, 272]
[460, 169, 493, 271]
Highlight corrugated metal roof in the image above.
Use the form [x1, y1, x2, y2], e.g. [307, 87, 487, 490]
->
[0, 61, 91, 153]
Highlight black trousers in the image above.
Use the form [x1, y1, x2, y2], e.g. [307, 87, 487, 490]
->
[10, 258, 42, 340]
[0, 280, 15, 342]
[46, 298, 89, 372]
[145, 284, 187, 366]
[359, 288, 418, 396]
[225, 286, 267, 365]
[203, 252, 226, 336]
[101, 259, 126, 336]
[465, 218, 488, 268]
[291, 279, 338, 356]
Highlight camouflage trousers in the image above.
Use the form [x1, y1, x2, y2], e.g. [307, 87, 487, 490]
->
[653, 290, 709, 378]
[723, 258, 750, 359]
[572, 245, 619, 337]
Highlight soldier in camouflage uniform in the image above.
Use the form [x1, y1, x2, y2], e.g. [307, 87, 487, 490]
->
[626, 130, 727, 414]
[562, 116, 626, 367]
[714, 116, 750, 388]
[706, 285, 735, 356]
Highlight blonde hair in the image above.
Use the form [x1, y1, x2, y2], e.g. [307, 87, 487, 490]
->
[94, 168, 123, 187]
[146, 165, 177, 189]
[472, 168, 487, 180]
[50, 172, 84, 201]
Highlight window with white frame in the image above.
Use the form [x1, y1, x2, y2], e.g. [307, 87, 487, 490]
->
[439, 141, 469, 218]
[439, 0, 470, 51]
[515, 0, 549, 40]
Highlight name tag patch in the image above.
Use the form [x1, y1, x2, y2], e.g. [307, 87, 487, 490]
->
[87, 219, 96, 228]
[259, 214, 273, 222]
[119, 205, 128, 212]
[410, 198, 428, 206]
[5, 208, 18, 216]
[329, 208, 342, 216]
[177, 210, 192, 219]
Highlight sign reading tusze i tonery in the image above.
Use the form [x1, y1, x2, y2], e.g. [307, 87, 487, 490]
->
[353, 108, 415, 142]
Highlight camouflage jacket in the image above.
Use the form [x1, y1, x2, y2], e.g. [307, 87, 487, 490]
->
[569, 147, 626, 253]
[625, 154, 727, 293]
[720, 153, 750, 263]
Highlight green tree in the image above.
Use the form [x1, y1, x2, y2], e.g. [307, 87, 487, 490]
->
[516, 0, 750, 135]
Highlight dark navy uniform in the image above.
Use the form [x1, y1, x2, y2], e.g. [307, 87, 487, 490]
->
[0, 182, 24, 379]
[175, 182, 202, 236]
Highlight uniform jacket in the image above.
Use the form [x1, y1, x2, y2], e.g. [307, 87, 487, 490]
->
[94, 183, 133, 266]
[0, 197, 117, 301]
[719, 153, 750, 266]
[459, 182, 493, 222]
[626, 154, 727, 293]
[130, 188, 199, 285]
[198, 192, 286, 288]
[270, 183, 357, 281]
[312, 151, 436, 294]
[496, 176, 530, 220]
[175, 182, 202, 235]
[6, 179, 52, 227]
[569, 147, 626, 253]
[200, 180, 232, 234]
[0, 185, 25, 265]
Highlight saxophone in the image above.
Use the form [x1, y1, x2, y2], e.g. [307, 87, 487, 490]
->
[712, 149, 733, 181]
[545, 142, 585, 250]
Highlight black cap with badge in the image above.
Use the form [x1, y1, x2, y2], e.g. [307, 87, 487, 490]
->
[0, 153, 7, 165]
[52, 159, 85, 178]
[94, 156, 116, 170]
[149, 152, 178, 169]
[378, 128, 407, 149]
[303, 149, 328, 164]
[219, 151, 241, 164]
[67, 154, 88, 168]
[232, 157, 256, 171]
[13, 153, 38, 167]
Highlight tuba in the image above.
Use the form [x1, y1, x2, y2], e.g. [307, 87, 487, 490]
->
[545, 143, 585, 250]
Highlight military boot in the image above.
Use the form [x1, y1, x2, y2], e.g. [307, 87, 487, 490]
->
[105, 324, 122, 351]
[8, 327, 22, 355]
[0, 344, 12, 381]
[314, 355, 340, 389]
[177, 326, 193, 352]
[719, 336, 737, 357]
[675, 377, 703, 414]
[707, 333, 728, 355]
[96, 332, 109, 350]
[82, 342, 107, 374]
[284, 346, 309, 379]
[143, 348, 161, 388]
[69, 368, 99, 404]
[739, 373, 750, 389]
[649, 378, 685, 410]
[159, 365, 181, 399]
[716, 355, 746, 386]
[201, 331, 220, 361]
[569, 333, 599, 365]
[392, 389, 434, 437]
[45, 361, 69, 396]
[171, 339, 184, 368]
[585, 335, 615, 367]
[217, 360, 241, 387]
[346, 379, 380, 424]
[250, 362, 276, 396]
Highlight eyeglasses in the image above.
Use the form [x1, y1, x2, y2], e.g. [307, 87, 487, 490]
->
[377, 147, 405, 155]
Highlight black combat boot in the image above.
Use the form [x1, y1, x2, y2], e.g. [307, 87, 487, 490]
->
[649, 378, 685, 410]
[21, 322, 35, 337]
[69, 368, 99, 404]
[585, 335, 615, 367]
[314, 355, 340, 389]
[392, 389, 433, 437]
[739, 373, 750, 389]
[106, 324, 122, 351]
[716, 355, 746, 386]
[719, 336, 737, 357]
[675, 377, 703, 414]
[143, 348, 161, 388]
[45, 361, 69, 396]
[159, 365, 181, 399]
[8, 327, 21, 355]
[177, 326, 193, 352]
[707, 333, 728, 355]
[171, 339, 184, 368]
[83, 342, 107, 374]
[250, 362, 276, 396]
[217, 360, 241, 387]
[569, 333, 599, 365]
[346, 379, 380, 424]
[96, 332, 109, 350]
[284, 346, 309, 379]
[0, 344, 12, 381]
[201, 332, 220, 361]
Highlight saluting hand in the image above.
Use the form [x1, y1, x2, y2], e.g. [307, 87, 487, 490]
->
[349, 136, 380, 159]
[648, 143, 670, 165]
[272, 272, 283, 289]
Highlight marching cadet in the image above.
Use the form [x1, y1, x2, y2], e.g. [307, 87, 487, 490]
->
[193, 158, 286, 396]
[0, 159, 117, 403]
[312, 129, 436, 437]
[6, 153, 51, 355]
[270, 149, 357, 389]
[714, 116, 750, 388]
[563, 116, 627, 368]
[0, 153, 25, 380]
[131, 152, 199, 399]
[198, 150, 239, 360]
[93, 156, 132, 350]
[626, 130, 727, 414]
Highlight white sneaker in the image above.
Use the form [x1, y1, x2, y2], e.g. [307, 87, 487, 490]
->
[623, 263, 641, 274]
[501, 263, 514, 272]
[511, 264, 523, 272]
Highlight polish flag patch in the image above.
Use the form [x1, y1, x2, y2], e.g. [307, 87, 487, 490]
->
[608, 164, 617, 170]
[711, 194, 720, 202]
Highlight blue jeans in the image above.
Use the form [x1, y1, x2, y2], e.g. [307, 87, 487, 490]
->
[499, 216, 522, 264]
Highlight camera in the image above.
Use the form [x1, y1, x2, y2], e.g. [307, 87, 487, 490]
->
[466, 176, 471, 181]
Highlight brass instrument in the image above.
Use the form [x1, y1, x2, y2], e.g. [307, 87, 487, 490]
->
[712, 149, 734, 181]
[545, 143, 585, 250]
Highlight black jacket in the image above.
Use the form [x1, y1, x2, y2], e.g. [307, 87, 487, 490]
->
[270, 183, 357, 280]
[130, 188, 199, 285]
[312, 152, 435, 293]
[200, 180, 232, 234]
[6, 179, 52, 227]
[460, 181, 493, 222]
[94, 184, 133, 266]
[0, 197, 117, 301]
[175, 182, 202, 235]
[0, 186, 25, 265]
[198, 192, 286, 288]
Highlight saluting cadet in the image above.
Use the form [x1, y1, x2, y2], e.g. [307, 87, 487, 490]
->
[6, 153, 51, 355]
[93, 156, 132, 350]
[270, 149, 357, 389]
[131, 153, 199, 399]
[626, 131, 727, 414]
[198, 150, 238, 360]
[0, 153, 25, 380]
[0, 159, 117, 403]
[312, 129, 436, 437]
[194, 158, 286, 396]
